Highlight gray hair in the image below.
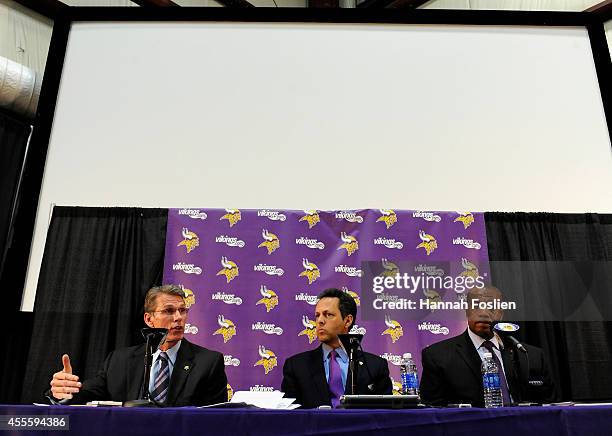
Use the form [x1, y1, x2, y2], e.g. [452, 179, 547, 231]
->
[144, 284, 185, 313]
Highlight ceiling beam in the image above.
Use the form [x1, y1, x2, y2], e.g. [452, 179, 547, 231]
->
[206, 0, 256, 7]
[131, 0, 180, 6]
[585, 0, 612, 20]
[357, 0, 428, 9]
[309, 0, 340, 7]
[133, 0, 256, 8]
[386, 0, 430, 9]
[12, 0, 68, 20]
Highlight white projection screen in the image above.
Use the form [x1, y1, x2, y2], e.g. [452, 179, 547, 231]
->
[21, 20, 612, 310]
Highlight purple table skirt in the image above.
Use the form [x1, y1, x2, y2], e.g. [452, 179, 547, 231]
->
[1, 404, 611, 436]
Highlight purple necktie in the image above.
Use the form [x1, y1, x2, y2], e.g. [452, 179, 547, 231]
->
[328, 349, 344, 408]
[483, 340, 511, 405]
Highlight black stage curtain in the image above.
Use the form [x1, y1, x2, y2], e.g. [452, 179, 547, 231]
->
[1, 311, 34, 404]
[485, 212, 612, 401]
[13, 209, 612, 403]
[0, 111, 32, 404]
[0, 111, 31, 282]
[20, 207, 168, 404]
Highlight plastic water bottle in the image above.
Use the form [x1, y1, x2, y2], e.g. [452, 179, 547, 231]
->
[399, 352, 419, 396]
[482, 352, 503, 408]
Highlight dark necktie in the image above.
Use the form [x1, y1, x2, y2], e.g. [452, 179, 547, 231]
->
[328, 349, 344, 408]
[151, 352, 170, 403]
[482, 340, 511, 405]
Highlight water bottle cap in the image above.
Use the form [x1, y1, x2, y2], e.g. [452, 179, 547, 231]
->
[483, 352, 492, 358]
[402, 353, 412, 359]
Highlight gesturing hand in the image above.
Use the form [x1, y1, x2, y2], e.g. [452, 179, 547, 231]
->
[50, 354, 82, 400]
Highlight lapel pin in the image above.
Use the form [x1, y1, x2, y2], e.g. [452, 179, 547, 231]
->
[184, 365, 190, 371]
[359, 361, 363, 366]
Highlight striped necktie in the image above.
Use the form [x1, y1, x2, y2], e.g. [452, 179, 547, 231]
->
[151, 352, 170, 403]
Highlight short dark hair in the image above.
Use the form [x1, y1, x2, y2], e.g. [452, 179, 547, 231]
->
[317, 288, 357, 329]
[144, 284, 185, 313]
[467, 285, 502, 301]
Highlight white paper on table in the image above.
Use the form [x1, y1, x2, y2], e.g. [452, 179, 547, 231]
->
[274, 398, 296, 409]
[230, 390, 295, 409]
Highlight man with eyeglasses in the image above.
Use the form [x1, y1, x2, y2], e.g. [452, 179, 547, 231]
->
[47, 284, 228, 406]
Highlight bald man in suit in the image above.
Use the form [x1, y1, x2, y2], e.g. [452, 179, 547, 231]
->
[420, 286, 556, 407]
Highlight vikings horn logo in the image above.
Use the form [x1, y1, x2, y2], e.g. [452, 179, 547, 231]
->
[256, 285, 279, 312]
[338, 232, 359, 256]
[341, 287, 360, 306]
[299, 258, 320, 285]
[213, 315, 236, 343]
[423, 289, 441, 312]
[460, 257, 479, 279]
[216, 256, 239, 283]
[180, 285, 196, 308]
[258, 229, 280, 255]
[299, 210, 320, 229]
[454, 211, 474, 229]
[254, 345, 278, 374]
[416, 230, 438, 256]
[377, 209, 397, 229]
[298, 315, 318, 344]
[177, 227, 199, 253]
[392, 378, 403, 395]
[220, 209, 242, 227]
[381, 258, 399, 277]
[382, 315, 403, 343]
[227, 383, 234, 401]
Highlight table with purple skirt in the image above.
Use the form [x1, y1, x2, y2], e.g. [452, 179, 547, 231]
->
[1, 404, 611, 435]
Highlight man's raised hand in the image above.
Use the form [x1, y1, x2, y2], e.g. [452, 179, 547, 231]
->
[50, 354, 82, 400]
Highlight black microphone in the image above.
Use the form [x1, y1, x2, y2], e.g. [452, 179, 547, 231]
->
[505, 335, 527, 354]
[141, 327, 169, 350]
[338, 333, 363, 351]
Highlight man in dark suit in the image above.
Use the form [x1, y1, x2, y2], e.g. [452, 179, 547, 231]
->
[282, 288, 392, 408]
[420, 286, 556, 407]
[48, 284, 228, 406]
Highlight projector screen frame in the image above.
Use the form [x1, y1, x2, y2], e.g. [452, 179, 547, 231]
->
[2, 7, 611, 312]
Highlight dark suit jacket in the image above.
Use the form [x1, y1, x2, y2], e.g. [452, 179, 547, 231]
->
[420, 330, 556, 407]
[281, 345, 392, 409]
[53, 339, 227, 406]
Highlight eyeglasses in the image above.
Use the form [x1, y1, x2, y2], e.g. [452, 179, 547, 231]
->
[152, 307, 189, 317]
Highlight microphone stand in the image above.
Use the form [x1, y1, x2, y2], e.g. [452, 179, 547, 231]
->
[493, 323, 531, 400]
[123, 328, 168, 408]
[516, 342, 530, 399]
[348, 345, 357, 395]
[338, 334, 364, 395]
